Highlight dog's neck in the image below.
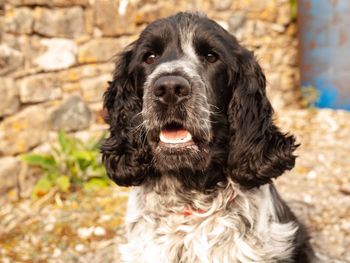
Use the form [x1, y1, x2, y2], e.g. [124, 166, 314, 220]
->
[141, 174, 238, 216]
[148, 167, 228, 194]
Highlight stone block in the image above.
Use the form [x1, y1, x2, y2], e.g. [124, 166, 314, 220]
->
[80, 74, 111, 102]
[0, 156, 21, 193]
[33, 7, 84, 38]
[19, 73, 62, 103]
[238, 0, 277, 22]
[94, 0, 136, 36]
[0, 78, 20, 117]
[62, 82, 81, 93]
[7, 0, 88, 6]
[271, 48, 287, 67]
[84, 7, 94, 36]
[3, 7, 34, 34]
[50, 95, 92, 132]
[4, 0, 20, 5]
[276, 2, 291, 26]
[1, 34, 44, 71]
[283, 48, 298, 66]
[286, 23, 297, 37]
[133, 2, 175, 25]
[50, 0, 88, 6]
[0, 34, 21, 51]
[0, 44, 24, 75]
[228, 12, 246, 32]
[34, 38, 77, 71]
[59, 63, 114, 82]
[78, 37, 131, 64]
[212, 0, 232, 11]
[0, 105, 49, 155]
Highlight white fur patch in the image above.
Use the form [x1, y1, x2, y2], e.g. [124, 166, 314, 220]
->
[179, 28, 199, 64]
[119, 181, 299, 263]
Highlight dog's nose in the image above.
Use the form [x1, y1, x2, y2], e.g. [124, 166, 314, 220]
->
[153, 76, 191, 105]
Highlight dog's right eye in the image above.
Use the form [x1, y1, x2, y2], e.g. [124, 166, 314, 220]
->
[144, 52, 157, 64]
[205, 52, 218, 63]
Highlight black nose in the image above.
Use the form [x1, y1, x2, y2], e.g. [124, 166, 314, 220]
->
[153, 76, 191, 105]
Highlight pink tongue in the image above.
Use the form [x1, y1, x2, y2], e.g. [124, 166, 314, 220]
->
[161, 128, 189, 140]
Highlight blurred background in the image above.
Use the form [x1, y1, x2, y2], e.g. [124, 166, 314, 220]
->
[0, 0, 349, 262]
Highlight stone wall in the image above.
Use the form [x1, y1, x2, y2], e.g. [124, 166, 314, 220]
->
[0, 0, 299, 192]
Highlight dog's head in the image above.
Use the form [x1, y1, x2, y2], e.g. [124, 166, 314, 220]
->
[101, 12, 297, 190]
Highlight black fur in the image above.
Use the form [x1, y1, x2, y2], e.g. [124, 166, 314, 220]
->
[101, 12, 297, 190]
[101, 45, 157, 186]
[226, 46, 298, 188]
[101, 12, 314, 262]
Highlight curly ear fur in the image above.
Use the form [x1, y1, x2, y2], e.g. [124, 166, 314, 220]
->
[100, 44, 154, 186]
[227, 48, 298, 188]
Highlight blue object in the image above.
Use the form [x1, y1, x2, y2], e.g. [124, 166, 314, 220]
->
[298, 0, 350, 110]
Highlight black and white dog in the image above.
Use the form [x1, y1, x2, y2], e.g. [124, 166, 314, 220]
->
[101, 12, 315, 263]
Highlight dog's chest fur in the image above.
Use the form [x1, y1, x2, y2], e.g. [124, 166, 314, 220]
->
[119, 180, 299, 263]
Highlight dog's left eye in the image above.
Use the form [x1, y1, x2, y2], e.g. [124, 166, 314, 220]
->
[206, 53, 218, 63]
[144, 52, 157, 64]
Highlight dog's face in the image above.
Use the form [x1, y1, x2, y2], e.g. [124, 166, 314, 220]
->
[101, 13, 297, 190]
[139, 15, 235, 173]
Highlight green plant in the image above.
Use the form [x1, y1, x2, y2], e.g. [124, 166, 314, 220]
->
[23, 130, 110, 199]
[290, 0, 297, 21]
[301, 85, 320, 108]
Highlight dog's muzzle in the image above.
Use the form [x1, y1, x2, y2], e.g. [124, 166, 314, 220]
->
[153, 75, 191, 105]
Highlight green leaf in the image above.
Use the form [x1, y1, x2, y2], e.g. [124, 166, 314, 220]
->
[73, 150, 96, 171]
[86, 132, 107, 150]
[71, 175, 84, 186]
[51, 145, 62, 159]
[22, 153, 56, 171]
[301, 85, 320, 107]
[290, 0, 297, 21]
[31, 176, 53, 200]
[88, 166, 107, 178]
[58, 130, 73, 153]
[56, 175, 70, 192]
[73, 150, 94, 162]
[48, 173, 58, 182]
[26, 130, 110, 195]
[83, 178, 109, 192]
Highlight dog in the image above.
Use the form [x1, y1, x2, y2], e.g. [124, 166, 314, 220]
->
[101, 12, 315, 263]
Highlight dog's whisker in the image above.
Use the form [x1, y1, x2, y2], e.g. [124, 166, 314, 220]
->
[208, 104, 224, 115]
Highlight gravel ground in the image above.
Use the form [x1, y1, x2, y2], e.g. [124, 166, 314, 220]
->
[276, 109, 350, 262]
[0, 108, 349, 263]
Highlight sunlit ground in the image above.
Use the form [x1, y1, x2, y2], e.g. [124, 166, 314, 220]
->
[0, 186, 128, 262]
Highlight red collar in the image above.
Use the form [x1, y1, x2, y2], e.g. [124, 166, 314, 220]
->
[182, 206, 205, 216]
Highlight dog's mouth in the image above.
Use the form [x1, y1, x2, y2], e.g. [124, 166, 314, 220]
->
[159, 122, 195, 148]
[150, 120, 210, 171]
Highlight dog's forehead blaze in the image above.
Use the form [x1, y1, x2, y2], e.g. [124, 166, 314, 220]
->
[179, 29, 199, 64]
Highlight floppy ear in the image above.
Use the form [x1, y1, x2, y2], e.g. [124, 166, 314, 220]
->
[101, 44, 154, 186]
[226, 48, 298, 188]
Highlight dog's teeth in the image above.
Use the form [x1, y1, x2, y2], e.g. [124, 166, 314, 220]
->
[159, 131, 192, 144]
